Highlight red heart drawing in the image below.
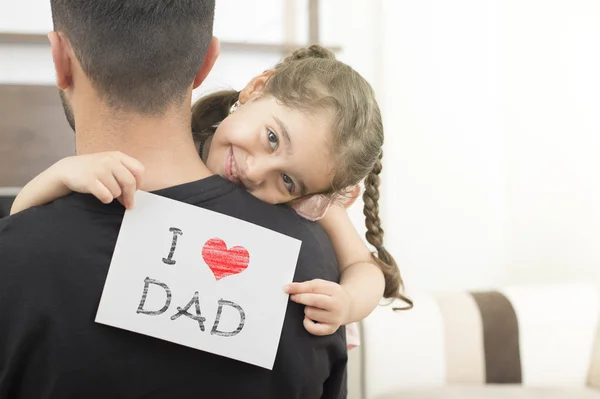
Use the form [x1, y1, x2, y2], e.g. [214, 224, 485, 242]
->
[202, 238, 250, 281]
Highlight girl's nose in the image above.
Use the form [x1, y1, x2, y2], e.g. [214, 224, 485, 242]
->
[244, 155, 268, 188]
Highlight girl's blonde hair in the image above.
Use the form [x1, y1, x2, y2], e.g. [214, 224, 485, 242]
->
[191, 45, 412, 310]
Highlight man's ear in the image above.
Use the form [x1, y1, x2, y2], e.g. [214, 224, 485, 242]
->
[48, 31, 73, 90]
[192, 36, 220, 89]
[238, 69, 274, 104]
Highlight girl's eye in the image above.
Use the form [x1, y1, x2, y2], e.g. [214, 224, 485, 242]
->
[267, 129, 279, 151]
[282, 174, 295, 194]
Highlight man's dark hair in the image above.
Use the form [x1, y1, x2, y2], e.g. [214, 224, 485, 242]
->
[50, 0, 215, 114]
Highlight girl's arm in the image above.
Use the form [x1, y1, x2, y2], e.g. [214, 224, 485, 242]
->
[11, 152, 144, 215]
[320, 204, 384, 322]
[11, 162, 73, 214]
[285, 203, 384, 336]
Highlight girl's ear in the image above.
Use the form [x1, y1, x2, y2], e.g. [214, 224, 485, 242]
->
[239, 70, 274, 104]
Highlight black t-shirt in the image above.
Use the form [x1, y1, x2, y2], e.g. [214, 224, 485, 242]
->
[0, 176, 347, 399]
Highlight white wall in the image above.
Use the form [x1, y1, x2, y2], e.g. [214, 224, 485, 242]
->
[380, 0, 506, 292]
[378, 0, 600, 292]
[502, 0, 600, 285]
[0, 0, 53, 33]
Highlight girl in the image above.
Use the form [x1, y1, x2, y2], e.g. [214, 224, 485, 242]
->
[11, 45, 412, 345]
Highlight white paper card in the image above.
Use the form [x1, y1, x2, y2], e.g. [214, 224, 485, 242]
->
[96, 190, 301, 369]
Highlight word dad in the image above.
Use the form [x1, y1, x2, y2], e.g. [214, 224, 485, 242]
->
[135, 227, 250, 337]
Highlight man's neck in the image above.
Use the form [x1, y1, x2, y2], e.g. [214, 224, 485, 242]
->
[75, 107, 212, 192]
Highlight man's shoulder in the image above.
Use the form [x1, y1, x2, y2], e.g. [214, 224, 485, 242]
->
[0, 195, 121, 265]
[156, 177, 327, 242]
[1, 194, 105, 232]
[0, 207, 61, 289]
[0, 206, 46, 240]
[205, 187, 329, 244]
[201, 188, 340, 282]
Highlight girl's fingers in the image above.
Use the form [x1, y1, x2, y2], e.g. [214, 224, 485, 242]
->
[284, 279, 337, 295]
[115, 153, 145, 188]
[111, 162, 138, 208]
[304, 306, 335, 324]
[98, 173, 122, 200]
[303, 316, 338, 336]
[90, 180, 115, 204]
[289, 293, 333, 311]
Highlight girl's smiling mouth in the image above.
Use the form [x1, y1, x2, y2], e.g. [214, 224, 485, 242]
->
[225, 147, 242, 185]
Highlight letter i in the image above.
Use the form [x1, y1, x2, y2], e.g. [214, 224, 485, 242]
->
[162, 227, 183, 265]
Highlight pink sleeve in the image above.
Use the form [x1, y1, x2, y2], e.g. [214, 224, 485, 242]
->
[290, 185, 361, 222]
[345, 322, 361, 350]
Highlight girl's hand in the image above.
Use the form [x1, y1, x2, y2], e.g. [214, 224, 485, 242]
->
[284, 279, 352, 336]
[53, 151, 144, 208]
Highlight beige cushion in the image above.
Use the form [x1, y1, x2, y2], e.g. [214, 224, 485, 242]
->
[374, 386, 600, 399]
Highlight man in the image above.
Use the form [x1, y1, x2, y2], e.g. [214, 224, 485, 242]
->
[0, 1, 347, 398]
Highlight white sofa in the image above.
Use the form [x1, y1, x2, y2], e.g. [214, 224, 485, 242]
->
[348, 284, 600, 399]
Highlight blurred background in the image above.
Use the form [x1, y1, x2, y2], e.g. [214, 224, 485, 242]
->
[1, 0, 599, 295]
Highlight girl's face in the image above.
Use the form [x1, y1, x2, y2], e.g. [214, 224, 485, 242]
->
[206, 94, 335, 205]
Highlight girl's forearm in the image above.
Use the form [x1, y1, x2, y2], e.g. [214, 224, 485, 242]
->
[10, 165, 70, 214]
[340, 261, 384, 324]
